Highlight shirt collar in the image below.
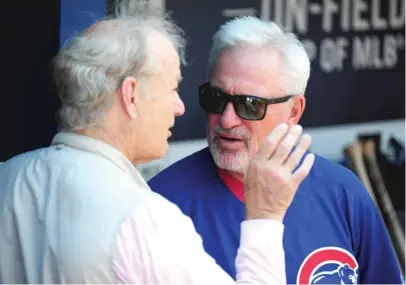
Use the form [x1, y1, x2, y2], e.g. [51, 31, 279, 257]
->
[217, 168, 245, 202]
[51, 131, 148, 189]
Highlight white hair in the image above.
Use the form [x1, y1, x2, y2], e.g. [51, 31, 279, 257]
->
[52, 0, 186, 131]
[208, 16, 310, 96]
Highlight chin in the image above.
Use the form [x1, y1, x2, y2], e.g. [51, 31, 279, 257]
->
[134, 142, 169, 165]
[153, 142, 169, 160]
[209, 145, 249, 173]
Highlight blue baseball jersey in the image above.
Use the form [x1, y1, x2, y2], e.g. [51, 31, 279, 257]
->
[149, 147, 403, 284]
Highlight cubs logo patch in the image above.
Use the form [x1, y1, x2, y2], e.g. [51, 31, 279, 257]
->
[296, 246, 359, 284]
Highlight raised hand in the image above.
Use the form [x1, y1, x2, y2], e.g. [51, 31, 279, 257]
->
[244, 123, 315, 222]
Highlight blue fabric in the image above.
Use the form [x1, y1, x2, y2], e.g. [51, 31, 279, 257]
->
[149, 147, 403, 284]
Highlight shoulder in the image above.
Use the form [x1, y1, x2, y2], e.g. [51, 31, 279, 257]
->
[1, 145, 134, 196]
[148, 147, 218, 192]
[2, 147, 46, 170]
[311, 154, 361, 186]
[306, 153, 370, 200]
[0, 148, 57, 185]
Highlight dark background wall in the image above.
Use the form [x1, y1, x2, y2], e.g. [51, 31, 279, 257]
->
[101, 0, 405, 142]
[160, 0, 406, 142]
[0, 1, 60, 161]
[0, 0, 404, 162]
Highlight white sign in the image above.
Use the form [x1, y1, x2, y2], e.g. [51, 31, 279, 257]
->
[222, 0, 405, 73]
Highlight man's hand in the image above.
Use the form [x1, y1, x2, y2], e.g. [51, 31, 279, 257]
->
[244, 123, 314, 222]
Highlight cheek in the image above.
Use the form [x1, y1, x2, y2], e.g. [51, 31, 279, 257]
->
[207, 114, 219, 132]
[163, 99, 173, 122]
[149, 99, 169, 128]
[252, 110, 285, 142]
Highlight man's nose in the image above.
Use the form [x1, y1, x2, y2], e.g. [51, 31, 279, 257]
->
[174, 94, 185, 116]
[219, 102, 242, 129]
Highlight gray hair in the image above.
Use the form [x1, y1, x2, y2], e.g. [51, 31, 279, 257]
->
[208, 16, 310, 96]
[52, 0, 186, 130]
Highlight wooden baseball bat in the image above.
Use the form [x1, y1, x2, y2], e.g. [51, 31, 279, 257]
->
[344, 142, 377, 204]
[362, 140, 405, 274]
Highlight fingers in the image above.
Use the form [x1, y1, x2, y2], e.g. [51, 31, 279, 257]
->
[254, 123, 289, 161]
[292, 153, 315, 186]
[284, 134, 312, 172]
[269, 125, 303, 163]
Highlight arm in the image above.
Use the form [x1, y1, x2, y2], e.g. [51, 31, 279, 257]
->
[349, 179, 404, 284]
[112, 194, 286, 284]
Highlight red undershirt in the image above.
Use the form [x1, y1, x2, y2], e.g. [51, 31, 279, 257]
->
[217, 168, 245, 203]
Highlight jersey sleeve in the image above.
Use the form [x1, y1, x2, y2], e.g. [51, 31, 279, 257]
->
[348, 177, 404, 284]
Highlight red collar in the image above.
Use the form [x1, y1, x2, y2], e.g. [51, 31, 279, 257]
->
[217, 168, 244, 202]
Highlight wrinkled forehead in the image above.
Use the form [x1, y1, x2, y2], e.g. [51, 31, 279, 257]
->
[209, 46, 285, 98]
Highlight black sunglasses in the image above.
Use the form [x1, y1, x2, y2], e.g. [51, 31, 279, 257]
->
[198, 82, 294, 121]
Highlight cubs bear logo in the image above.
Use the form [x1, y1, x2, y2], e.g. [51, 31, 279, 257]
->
[296, 246, 359, 284]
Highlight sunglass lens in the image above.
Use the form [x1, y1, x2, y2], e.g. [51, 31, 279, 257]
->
[235, 96, 266, 120]
[199, 89, 226, 114]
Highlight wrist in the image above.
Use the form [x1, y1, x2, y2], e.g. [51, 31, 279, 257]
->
[245, 211, 285, 223]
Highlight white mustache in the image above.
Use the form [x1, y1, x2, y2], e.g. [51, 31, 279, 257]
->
[212, 125, 250, 141]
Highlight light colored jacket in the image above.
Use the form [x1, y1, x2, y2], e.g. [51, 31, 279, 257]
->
[0, 132, 285, 284]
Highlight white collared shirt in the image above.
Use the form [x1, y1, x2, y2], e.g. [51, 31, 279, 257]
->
[0, 131, 286, 284]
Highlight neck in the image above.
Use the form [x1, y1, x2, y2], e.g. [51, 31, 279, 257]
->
[75, 126, 134, 162]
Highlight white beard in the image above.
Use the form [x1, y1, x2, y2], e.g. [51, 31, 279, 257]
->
[208, 141, 250, 174]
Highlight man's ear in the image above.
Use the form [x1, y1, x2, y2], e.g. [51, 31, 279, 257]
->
[288, 95, 306, 124]
[118, 76, 138, 119]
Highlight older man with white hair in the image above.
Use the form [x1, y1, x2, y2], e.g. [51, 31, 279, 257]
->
[0, 1, 315, 284]
[149, 16, 404, 284]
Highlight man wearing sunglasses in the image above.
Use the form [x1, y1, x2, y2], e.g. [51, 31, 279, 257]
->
[149, 16, 403, 284]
